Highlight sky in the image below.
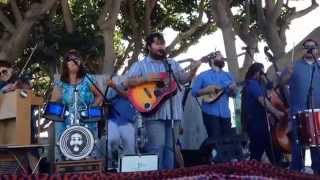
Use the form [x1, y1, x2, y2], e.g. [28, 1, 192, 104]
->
[163, 1, 320, 73]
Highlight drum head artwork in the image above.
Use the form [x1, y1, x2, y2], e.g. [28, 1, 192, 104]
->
[59, 126, 94, 160]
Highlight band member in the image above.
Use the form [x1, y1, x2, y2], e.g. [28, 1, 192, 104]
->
[191, 51, 236, 139]
[50, 49, 103, 159]
[125, 32, 200, 170]
[242, 62, 284, 165]
[105, 75, 136, 168]
[281, 39, 320, 174]
[0, 60, 30, 94]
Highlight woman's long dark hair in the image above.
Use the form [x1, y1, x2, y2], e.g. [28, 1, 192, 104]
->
[60, 49, 86, 83]
[244, 62, 264, 81]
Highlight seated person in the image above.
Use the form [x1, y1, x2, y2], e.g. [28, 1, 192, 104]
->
[106, 75, 136, 169]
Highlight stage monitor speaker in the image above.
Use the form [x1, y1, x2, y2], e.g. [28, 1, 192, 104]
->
[199, 132, 249, 164]
[181, 150, 209, 167]
[119, 154, 159, 172]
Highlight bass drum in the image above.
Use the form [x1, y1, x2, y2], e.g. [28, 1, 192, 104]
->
[297, 109, 320, 147]
[58, 125, 95, 160]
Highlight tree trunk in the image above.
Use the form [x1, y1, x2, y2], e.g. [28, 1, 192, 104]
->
[102, 30, 116, 75]
[0, 0, 58, 62]
[61, 0, 74, 33]
[98, 0, 123, 76]
[221, 27, 239, 80]
[0, 21, 34, 61]
[212, 0, 239, 80]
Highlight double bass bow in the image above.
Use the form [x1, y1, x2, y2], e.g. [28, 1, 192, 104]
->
[264, 47, 291, 153]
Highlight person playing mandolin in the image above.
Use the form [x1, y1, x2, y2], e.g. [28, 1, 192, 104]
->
[125, 32, 200, 170]
[191, 51, 237, 140]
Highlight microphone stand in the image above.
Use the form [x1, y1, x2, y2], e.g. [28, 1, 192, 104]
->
[162, 57, 182, 168]
[71, 60, 112, 171]
[306, 50, 320, 148]
[261, 74, 277, 165]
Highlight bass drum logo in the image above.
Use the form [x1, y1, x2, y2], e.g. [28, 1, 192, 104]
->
[59, 125, 94, 160]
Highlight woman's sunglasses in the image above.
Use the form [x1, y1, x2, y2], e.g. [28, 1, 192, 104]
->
[0, 69, 8, 76]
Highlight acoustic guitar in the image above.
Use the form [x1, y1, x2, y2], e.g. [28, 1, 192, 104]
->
[128, 72, 177, 115]
[128, 52, 216, 115]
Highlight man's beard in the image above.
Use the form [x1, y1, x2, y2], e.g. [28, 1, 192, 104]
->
[213, 60, 225, 69]
[150, 51, 166, 60]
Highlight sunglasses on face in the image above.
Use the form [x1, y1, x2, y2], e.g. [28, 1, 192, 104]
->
[0, 69, 8, 76]
[304, 45, 318, 50]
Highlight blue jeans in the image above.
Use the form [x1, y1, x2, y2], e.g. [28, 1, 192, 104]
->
[107, 120, 135, 167]
[290, 115, 320, 174]
[144, 120, 179, 170]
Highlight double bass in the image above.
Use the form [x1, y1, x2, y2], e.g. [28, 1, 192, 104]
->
[264, 47, 291, 153]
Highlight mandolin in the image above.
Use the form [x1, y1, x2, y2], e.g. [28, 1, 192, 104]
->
[200, 85, 224, 103]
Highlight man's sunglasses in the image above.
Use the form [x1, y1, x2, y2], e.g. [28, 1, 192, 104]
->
[303, 45, 318, 50]
[0, 69, 8, 76]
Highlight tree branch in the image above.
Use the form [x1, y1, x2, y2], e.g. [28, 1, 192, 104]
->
[256, 0, 266, 28]
[10, 0, 23, 26]
[25, 0, 58, 19]
[144, 0, 157, 36]
[61, 0, 74, 33]
[170, 22, 212, 58]
[0, 11, 16, 34]
[127, 0, 138, 30]
[98, 0, 123, 30]
[287, 0, 318, 21]
[166, 0, 206, 52]
[114, 41, 133, 73]
[271, 0, 284, 22]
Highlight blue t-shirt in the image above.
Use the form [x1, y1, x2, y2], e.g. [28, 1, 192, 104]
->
[289, 59, 320, 114]
[107, 87, 135, 125]
[242, 80, 268, 133]
[191, 69, 235, 118]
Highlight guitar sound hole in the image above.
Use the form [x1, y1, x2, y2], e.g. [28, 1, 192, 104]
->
[144, 103, 151, 109]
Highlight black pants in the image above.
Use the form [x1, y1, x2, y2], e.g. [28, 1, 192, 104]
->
[247, 119, 282, 166]
[202, 112, 232, 139]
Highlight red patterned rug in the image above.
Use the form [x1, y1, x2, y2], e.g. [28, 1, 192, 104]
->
[0, 161, 319, 180]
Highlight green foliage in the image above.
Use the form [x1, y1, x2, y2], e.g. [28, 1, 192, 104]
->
[0, 0, 8, 4]
[118, 0, 217, 56]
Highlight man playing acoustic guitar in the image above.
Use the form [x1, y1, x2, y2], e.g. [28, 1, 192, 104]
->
[125, 32, 200, 170]
[191, 51, 237, 140]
